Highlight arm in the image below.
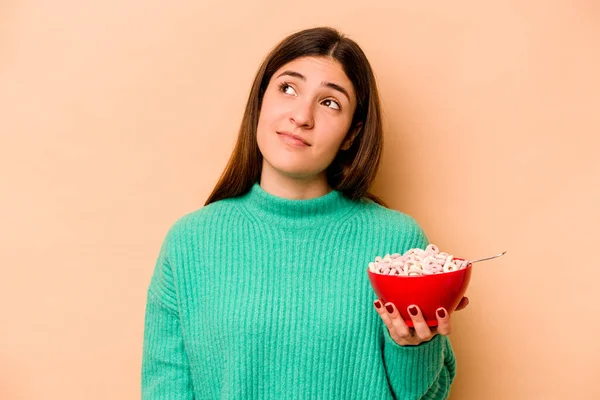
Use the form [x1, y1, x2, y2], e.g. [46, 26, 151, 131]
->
[141, 227, 194, 399]
[382, 329, 456, 399]
[381, 217, 456, 399]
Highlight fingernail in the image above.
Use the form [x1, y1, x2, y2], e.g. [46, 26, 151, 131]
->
[385, 304, 394, 314]
[437, 309, 446, 318]
[408, 306, 418, 316]
[374, 300, 382, 309]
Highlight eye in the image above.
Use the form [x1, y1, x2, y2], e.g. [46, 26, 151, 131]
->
[322, 99, 341, 110]
[278, 82, 297, 96]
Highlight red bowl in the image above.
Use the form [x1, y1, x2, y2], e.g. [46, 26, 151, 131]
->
[367, 258, 472, 327]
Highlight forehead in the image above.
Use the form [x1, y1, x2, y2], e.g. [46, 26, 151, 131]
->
[273, 56, 355, 96]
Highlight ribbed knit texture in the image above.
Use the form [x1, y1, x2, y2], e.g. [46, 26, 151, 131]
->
[141, 183, 456, 399]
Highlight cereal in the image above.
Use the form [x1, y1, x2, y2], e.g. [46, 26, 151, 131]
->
[368, 244, 470, 276]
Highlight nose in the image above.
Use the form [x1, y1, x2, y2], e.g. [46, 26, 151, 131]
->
[289, 100, 314, 129]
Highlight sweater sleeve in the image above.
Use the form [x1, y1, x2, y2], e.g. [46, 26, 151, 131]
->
[141, 226, 194, 399]
[382, 329, 456, 399]
[382, 217, 456, 399]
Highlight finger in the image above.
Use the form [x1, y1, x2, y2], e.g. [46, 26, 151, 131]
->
[373, 300, 396, 336]
[383, 302, 411, 340]
[455, 297, 469, 311]
[373, 299, 388, 320]
[407, 305, 433, 341]
[435, 308, 452, 335]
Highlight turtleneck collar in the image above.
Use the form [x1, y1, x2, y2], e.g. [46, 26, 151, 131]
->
[237, 182, 359, 229]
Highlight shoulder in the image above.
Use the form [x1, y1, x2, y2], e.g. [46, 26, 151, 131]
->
[161, 197, 241, 246]
[356, 200, 425, 233]
[351, 199, 429, 251]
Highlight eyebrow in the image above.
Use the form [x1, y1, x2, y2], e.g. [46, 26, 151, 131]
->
[275, 70, 351, 102]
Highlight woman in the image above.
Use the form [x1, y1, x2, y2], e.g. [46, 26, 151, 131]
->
[142, 26, 467, 399]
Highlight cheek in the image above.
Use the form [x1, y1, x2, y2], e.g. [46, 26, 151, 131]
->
[256, 95, 292, 146]
[256, 105, 272, 142]
[258, 93, 286, 126]
[319, 119, 352, 151]
[256, 104, 280, 156]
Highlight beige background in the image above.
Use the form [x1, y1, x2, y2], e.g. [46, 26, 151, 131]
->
[1, 0, 599, 399]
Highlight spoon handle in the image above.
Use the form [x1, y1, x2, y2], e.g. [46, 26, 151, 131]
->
[469, 251, 507, 264]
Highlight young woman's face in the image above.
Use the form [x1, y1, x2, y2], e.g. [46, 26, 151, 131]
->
[256, 56, 357, 183]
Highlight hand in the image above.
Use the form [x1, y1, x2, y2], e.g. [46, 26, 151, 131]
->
[373, 297, 469, 346]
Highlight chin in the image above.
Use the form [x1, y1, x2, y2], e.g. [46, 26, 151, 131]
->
[277, 167, 320, 179]
[267, 161, 322, 180]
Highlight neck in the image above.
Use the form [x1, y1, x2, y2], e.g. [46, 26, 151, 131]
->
[236, 182, 358, 231]
[259, 164, 331, 200]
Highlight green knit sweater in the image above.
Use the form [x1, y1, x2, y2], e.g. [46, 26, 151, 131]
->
[141, 183, 456, 399]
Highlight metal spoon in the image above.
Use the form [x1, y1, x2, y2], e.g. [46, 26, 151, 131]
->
[469, 251, 507, 264]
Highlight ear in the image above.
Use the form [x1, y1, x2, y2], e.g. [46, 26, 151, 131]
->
[340, 121, 363, 151]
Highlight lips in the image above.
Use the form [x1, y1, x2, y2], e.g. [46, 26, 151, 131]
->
[277, 131, 311, 146]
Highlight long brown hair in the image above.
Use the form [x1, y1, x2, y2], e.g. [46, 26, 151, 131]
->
[205, 27, 385, 206]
